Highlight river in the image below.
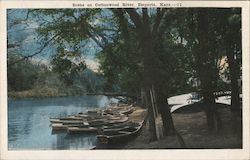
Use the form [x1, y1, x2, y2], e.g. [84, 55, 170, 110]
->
[8, 95, 117, 150]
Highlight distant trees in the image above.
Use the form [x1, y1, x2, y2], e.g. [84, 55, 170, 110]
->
[7, 52, 104, 97]
[8, 54, 40, 91]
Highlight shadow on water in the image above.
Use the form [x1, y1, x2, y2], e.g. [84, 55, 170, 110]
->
[8, 95, 117, 150]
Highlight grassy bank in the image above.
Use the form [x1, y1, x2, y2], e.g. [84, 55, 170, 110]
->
[8, 86, 87, 99]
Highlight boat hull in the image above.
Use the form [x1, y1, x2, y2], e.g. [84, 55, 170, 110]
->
[97, 122, 143, 144]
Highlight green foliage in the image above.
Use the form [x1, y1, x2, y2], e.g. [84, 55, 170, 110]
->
[97, 30, 143, 94]
[51, 47, 86, 86]
[33, 9, 100, 42]
[169, 8, 241, 93]
[10, 8, 241, 98]
[8, 53, 104, 98]
[7, 54, 40, 91]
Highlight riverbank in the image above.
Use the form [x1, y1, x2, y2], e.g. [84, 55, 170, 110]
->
[120, 104, 242, 149]
[8, 87, 89, 99]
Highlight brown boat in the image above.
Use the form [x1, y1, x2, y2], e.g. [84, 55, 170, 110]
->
[67, 126, 98, 133]
[96, 121, 143, 144]
[51, 122, 89, 130]
[50, 119, 84, 124]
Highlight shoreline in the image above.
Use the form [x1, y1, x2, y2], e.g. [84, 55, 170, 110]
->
[95, 103, 241, 149]
[7, 91, 106, 100]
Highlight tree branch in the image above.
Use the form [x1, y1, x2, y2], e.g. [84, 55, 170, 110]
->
[142, 8, 149, 26]
[124, 9, 143, 30]
[8, 34, 59, 66]
[89, 25, 109, 46]
[152, 8, 166, 34]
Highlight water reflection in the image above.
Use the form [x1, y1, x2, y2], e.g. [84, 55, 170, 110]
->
[8, 95, 116, 150]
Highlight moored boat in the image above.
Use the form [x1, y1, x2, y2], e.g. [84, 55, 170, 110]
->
[50, 119, 84, 124]
[67, 126, 98, 134]
[101, 123, 140, 134]
[96, 121, 144, 144]
[119, 107, 134, 115]
[49, 104, 139, 136]
[51, 122, 90, 130]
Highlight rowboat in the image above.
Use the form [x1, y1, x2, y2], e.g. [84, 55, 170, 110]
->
[67, 126, 98, 134]
[50, 115, 83, 121]
[96, 121, 143, 144]
[103, 104, 134, 115]
[101, 123, 140, 134]
[102, 121, 134, 129]
[57, 116, 83, 120]
[50, 119, 84, 124]
[84, 115, 129, 127]
[51, 121, 91, 130]
[51, 123, 79, 130]
[119, 107, 134, 115]
[49, 104, 138, 135]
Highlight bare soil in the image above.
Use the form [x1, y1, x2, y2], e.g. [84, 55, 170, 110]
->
[124, 104, 242, 149]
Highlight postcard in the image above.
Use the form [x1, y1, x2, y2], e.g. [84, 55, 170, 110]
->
[0, 1, 249, 160]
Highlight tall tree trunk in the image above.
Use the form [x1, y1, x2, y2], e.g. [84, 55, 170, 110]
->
[227, 47, 241, 112]
[140, 25, 157, 141]
[197, 9, 222, 131]
[125, 8, 176, 140]
[156, 86, 176, 136]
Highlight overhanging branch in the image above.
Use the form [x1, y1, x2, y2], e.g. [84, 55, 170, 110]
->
[8, 34, 59, 66]
[125, 9, 143, 30]
[152, 8, 166, 35]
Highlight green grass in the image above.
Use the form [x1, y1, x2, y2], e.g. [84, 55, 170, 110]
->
[8, 86, 86, 99]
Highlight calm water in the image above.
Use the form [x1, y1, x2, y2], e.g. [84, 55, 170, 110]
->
[8, 95, 117, 150]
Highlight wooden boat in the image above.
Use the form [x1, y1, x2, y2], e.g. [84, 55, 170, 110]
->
[51, 123, 77, 130]
[87, 109, 102, 115]
[84, 115, 129, 126]
[51, 115, 129, 131]
[103, 104, 132, 114]
[50, 118, 84, 124]
[51, 122, 90, 130]
[119, 107, 135, 115]
[96, 121, 143, 144]
[49, 104, 136, 135]
[101, 123, 140, 134]
[50, 115, 83, 121]
[58, 116, 83, 120]
[104, 105, 135, 115]
[102, 121, 134, 129]
[67, 126, 98, 134]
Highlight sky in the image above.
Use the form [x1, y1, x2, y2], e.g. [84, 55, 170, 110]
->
[7, 9, 101, 72]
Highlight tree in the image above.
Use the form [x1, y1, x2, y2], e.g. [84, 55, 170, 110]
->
[172, 8, 242, 130]
[195, 9, 221, 131]
[220, 9, 242, 112]
[28, 8, 178, 140]
[51, 47, 86, 86]
[100, 8, 196, 137]
[8, 54, 40, 91]
[122, 8, 180, 138]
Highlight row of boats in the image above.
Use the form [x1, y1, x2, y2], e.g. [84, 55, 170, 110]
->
[49, 104, 144, 144]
